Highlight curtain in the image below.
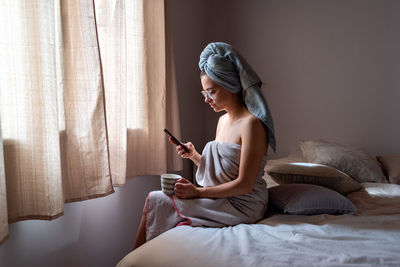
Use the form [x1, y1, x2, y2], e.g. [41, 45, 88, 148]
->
[0, 0, 181, 244]
[0, 120, 7, 245]
[95, 0, 182, 185]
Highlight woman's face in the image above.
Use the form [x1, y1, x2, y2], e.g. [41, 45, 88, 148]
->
[200, 75, 233, 112]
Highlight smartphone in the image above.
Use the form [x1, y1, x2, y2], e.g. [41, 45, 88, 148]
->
[163, 128, 189, 153]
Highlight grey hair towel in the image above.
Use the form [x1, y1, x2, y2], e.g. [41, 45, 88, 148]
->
[199, 42, 276, 152]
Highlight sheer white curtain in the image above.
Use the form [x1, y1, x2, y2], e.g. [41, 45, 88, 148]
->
[95, 0, 182, 185]
[0, 0, 181, 245]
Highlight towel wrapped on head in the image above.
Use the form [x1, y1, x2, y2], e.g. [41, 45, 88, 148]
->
[199, 42, 276, 152]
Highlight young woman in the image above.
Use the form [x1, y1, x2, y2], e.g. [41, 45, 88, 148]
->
[133, 42, 276, 249]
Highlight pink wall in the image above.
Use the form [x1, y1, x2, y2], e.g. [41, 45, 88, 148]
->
[202, 0, 400, 158]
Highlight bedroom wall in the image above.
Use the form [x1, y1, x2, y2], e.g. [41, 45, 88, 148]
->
[167, 0, 210, 177]
[202, 0, 400, 158]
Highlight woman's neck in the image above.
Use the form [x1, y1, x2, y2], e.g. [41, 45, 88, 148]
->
[225, 101, 249, 122]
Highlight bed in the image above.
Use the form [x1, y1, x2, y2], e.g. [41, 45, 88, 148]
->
[117, 140, 400, 267]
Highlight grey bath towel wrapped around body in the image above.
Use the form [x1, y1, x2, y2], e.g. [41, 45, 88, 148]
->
[145, 141, 268, 241]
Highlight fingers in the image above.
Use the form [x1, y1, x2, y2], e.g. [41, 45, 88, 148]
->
[174, 182, 188, 189]
[174, 189, 189, 199]
[174, 180, 195, 198]
[176, 145, 190, 158]
[169, 137, 187, 157]
[172, 141, 194, 159]
[177, 145, 186, 154]
[185, 142, 194, 150]
[177, 178, 188, 183]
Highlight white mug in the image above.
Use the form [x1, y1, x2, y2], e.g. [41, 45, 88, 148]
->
[160, 173, 181, 195]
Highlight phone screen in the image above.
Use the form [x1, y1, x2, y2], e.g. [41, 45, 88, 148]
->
[163, 128, 189, 152]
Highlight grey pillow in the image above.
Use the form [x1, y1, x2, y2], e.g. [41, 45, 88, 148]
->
[268, 184, 357, 215]
[267, 162, 362, 194]
[299, 140, 386, 183]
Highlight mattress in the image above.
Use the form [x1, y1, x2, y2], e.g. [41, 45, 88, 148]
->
[116, 183, 400, 267]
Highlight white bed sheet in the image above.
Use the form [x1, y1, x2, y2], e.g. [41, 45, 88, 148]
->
[117, 183, 400, 267]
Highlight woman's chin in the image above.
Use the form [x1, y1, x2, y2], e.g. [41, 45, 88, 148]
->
[210, 106, 219, 112]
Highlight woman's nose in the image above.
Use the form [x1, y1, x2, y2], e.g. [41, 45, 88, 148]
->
[204, 95, 212, 103]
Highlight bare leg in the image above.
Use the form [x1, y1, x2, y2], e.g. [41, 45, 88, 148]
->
[133, 196, 149, 250]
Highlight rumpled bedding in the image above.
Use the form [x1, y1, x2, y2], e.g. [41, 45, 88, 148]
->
[117, 182, 400, 267]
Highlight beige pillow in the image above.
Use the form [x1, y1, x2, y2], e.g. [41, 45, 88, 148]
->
[377, 154, 400, 184]
[263, 156, 305, 188]
[267, 162, 362, 194]
[299, 140, 387, 183]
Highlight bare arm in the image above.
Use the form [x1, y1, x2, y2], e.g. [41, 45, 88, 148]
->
[175, 117, 268, 199]
[187, 146, 201, 166]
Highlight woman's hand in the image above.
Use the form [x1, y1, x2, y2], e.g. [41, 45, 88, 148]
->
[174, 178, 199, 199]
[169, 137, 195, 159]
[168, 137, 201, 166]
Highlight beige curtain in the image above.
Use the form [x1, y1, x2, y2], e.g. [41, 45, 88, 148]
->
[0, 0, 181, 244]
[0, 120, 7, 245]
[95, 0, 182, 185]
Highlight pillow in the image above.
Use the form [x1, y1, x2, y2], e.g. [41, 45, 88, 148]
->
[263, 172, 279, 189]
[377, 154, 400, 184]
[267, 162, 362, 194]
[299, 140, 386, 183]
[263, 156, 305, 188]
[268, 184, 357, 215]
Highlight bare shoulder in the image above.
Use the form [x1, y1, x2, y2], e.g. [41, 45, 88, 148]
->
[240, 114, 267, 149]
[241, 114, 264, 132]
